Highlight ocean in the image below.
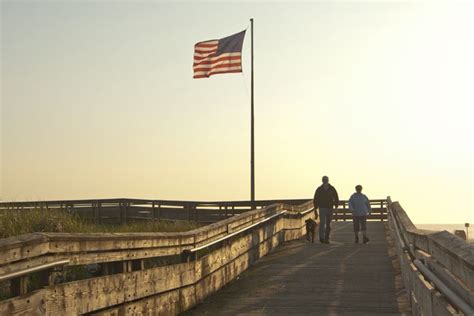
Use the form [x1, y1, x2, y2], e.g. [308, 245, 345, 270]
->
[417, 224, 473, 242]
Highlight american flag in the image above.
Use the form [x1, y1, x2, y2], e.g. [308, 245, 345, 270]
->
[193, 30, 246, 79]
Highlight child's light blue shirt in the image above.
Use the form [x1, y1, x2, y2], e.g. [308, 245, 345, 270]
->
[348, 193, 371, 216]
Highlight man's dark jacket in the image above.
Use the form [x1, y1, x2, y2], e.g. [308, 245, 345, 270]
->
[313, 184, 339, 209]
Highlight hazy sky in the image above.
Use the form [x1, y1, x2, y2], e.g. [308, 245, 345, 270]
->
[1, 1, 473, 224]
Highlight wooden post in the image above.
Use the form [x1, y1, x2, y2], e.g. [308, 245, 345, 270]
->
[119, 201, 123, 224]
[122, 261, 132, 273]
[181, 250, 196, 263]
[342, 202, 346, 222]
[381, 201, 384, 221]
[94, 202, 99, 224]
[11, 276, 28, 296]
[38, 269, 53, 287]
[101, 263, 110, 276]
[124, 202, 128, 224]
[97, 201, 102, 224]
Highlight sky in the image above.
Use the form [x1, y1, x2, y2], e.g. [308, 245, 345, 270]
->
[1, 0, 473, 224]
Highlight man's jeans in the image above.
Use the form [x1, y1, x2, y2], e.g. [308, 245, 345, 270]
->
[319, 207, 333, 241]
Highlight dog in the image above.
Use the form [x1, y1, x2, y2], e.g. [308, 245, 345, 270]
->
[305, 218, 318, 243]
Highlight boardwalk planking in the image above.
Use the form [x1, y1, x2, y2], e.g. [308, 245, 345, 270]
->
[184, 222, 409, 315]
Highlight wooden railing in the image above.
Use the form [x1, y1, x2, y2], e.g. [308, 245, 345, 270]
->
[334, 198, 388, 221]
[0, 198, 309, 224]
[0, 200, 316, 315]
[387, 197, 474, 315]
[0, 197, 388, 223]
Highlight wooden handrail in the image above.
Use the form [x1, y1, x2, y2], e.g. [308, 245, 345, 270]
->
[0, 259, 70, 281]
[0, 198, 388, 224]
[0, 203, 294, 269]
[0, 198, 311, 208]
[0, 199, 320, 315]
[0, 199, 386, 280]
[387, 198, 474, 314]
[0, 198, 388, 209]
[188, 210, 287, 253]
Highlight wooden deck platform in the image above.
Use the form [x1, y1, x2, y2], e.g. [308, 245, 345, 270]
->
[184, 221, 409, 315]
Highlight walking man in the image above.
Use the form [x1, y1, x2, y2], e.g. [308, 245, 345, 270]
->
[313, 176, 339, 243]
[348, 185, 371, 244]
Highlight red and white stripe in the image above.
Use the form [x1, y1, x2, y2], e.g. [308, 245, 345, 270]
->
[193, 41, 242, 79]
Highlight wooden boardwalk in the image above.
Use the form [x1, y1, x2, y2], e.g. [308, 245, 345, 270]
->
[184, 222, 409, 315]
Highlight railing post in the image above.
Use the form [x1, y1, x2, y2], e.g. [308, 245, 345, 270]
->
[152, 201, 156, 219]
[101, 263, 111, 276]
[11, 276, 28, 297]
[342, 202, 346, 222]
[124, 202, 128, 224]
[122, 261, 132, 272]
[98, 201, 102, 224]
[116, 201, 120, 222]
[380, 201, 384, 221]
[119, 201, 124, 224]
[38, 268, 53, 287]
[181, 249, 196, 263]
[93, 201, 98, 224]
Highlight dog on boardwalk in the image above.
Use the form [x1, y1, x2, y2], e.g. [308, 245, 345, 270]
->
[305, 218, 318, 243]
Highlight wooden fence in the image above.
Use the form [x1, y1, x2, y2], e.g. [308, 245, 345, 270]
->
[0, 200, 317, 315]
[0, 198, 308, 224]
[387, 198, 474, 315]
[0, 198, 390, 315]
[0, 198, 388, 224]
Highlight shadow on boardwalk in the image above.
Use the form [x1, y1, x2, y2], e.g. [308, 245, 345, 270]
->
[184, 222, 409, 315]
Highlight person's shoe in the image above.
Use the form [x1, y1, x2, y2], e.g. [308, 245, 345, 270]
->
[354, 236, 359, 244]
[363, 236, 369, 244]
[320, 238, 325, 243]
[324, 239, 330, 244]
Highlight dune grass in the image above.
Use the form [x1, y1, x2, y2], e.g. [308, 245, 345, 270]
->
[0, 208, 202, 300]
[0, 208, 200, 239]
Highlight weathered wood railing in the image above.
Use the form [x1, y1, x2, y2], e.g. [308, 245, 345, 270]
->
[334, 198, 387, 221]
[0, 200, 317, 315]
[0, 198, 388, 224]
[387, 197, 474, 315]
[0, 198, 309, 224]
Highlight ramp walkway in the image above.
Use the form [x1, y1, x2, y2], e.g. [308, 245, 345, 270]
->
[185, 222, 409, 315]
[2, 199, 471, 315]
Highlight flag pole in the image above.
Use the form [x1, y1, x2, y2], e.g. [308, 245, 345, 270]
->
[250, 18, 255, 205]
